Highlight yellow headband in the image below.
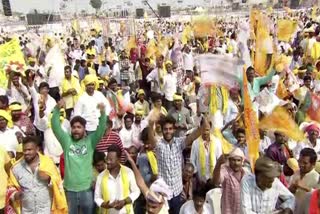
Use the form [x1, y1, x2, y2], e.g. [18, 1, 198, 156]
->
[173, 94, 183, 101]
[137, 89, 145, 96]
[83, 74, 98, 86]
[0, 110, 13, 128]
[165, 60, 173, 66]
[9, 104, 22, 111]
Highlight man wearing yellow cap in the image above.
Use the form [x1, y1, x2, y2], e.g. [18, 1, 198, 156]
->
[9, 102, 35, 136]
[0, 109, 18, 158]
[74, 74, 111, 132]
[134, 89, 150, 117]
[162, 60, 177, 110]
[168, 93, 192, 137]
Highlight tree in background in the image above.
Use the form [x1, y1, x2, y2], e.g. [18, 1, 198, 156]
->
[90, 0, 102, 14]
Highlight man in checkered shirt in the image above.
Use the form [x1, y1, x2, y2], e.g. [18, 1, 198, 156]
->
[148, 115, 208, 214]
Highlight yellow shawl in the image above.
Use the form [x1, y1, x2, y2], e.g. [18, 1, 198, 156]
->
[101, 165, 130, 214]
[199, 135, 215, 177]
[209, 86, 228, 115]
[8, 153, 68, 214]
[146, 151, 158, 175]
[61, 76, 81, 106]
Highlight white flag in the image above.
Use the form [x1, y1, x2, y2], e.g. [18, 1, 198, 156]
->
[198, 54, 240, 88]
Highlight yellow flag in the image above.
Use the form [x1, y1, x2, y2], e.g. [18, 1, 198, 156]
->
[243, 66, 260, 169]
[312, 6, 317, 21]
[192, 16, 216, 37]
[259, 106, 305, 141]
[125, 36, 137, 54]
[277, 19, 297, 42]
[0, 38, 26, 89]
[71, 19, 80, 33]
[93, 19, 102, 33]
[254, 11, 271, 76]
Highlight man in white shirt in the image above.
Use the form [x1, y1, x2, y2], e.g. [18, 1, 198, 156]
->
[183, 46, 194, 72]
[95, 145, 140, 214]
[240, 156, 295, 214]
[190, 120, 222, 184]
[7, 72, 31, 112]
[119, 113, 134, 149]
[73, 75, 110, 132]
[0, 110, 18, 158]
[146, 55, 166, 94]
[163, 61, 177, 110]
[179, 187, 212, 214]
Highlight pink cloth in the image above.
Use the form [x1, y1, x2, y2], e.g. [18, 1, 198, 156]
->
[220, 165, 244, 214]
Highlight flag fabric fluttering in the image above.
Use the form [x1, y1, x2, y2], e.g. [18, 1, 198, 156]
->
[259, 106, 305, 142]
[198, 54, 240, 88]
[242, 66, 260, 170]
[277, 19, 298, 42]
[0, 38, 26, 89]
[304, 92, 320, 123]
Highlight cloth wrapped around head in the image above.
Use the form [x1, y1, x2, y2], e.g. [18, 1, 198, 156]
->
[255, 156, 281, 178]
[229, 147, 245, 160]
[173, 94, 183, 101]
[305, 124, 320, 136]
[9, 103, 23, 111]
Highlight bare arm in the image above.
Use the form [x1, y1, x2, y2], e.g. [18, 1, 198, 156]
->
[125, 151, 149, 197]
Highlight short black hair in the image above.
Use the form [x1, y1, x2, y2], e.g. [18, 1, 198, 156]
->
[300, 148, 317, 164]
[39, 82, 50, 90]
[151, 93, 162, 103]
[0, 95, 9, 106]
[93, 151, 106, 165]
[140, 127, 149, 142]
[22, 136, 40, 146]
[70, 116, 86, 127]
[160, 116, 176, 129]
[64, 65, 71, 70]
[192, 186, 207, 199]
[124, 113, 134, 121]
[107, 144, 122, 159]
[236, 128, 246, 136]
[303, 75, 312, 81]
[108, 78, 118, 86]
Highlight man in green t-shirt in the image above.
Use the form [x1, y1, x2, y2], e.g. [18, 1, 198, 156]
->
[51, 100, 107, 214]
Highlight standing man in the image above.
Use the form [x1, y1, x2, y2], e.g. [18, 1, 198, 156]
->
[51, 100, 107, 214]
[60, 65, 81, 120]
[149, 115, 208, 214]
[240, 156, 295, 214]
[8, 136, 67, 214]
[212, 148, 246, 214]
[94, 145, 140, 214]
[73, 74, 110, 133]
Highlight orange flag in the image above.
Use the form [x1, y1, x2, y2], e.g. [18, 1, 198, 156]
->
[243, 66, 260, 169]
[259, 106, 305, 142]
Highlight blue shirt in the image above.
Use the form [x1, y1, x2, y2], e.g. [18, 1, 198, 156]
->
[137, 153, 152, 186]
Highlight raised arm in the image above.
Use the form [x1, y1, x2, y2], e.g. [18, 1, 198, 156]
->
[256, 69, 276, 87]
[125, 151, 149, 197]
[185, 117, 208, 147]
[51, 100, 71, 150]
[90, 103, 107, 147]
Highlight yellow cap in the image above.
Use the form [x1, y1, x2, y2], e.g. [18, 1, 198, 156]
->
[137, 89, 145, 96]
[173, 94, 183, 101]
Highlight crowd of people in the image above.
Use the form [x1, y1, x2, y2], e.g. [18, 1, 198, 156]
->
[1, 5, 320, 214]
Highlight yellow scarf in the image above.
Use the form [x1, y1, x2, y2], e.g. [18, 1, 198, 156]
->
[101, 165, 130, 214]
[158, 68, 166, 90]
[146, 151, 158, 175]
[61, 77, 80, 106]
[199, 135, 215, 177]
[209, 86, 229, 115]
[8, 153, 68, 214]
[213, 128, 233, 154]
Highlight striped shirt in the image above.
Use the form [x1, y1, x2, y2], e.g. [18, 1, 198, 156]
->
[156, 137, 186, 197]
[220, 165, 245, 214]
[96, 131, 126, 163]
[240, 174, 295, 214]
